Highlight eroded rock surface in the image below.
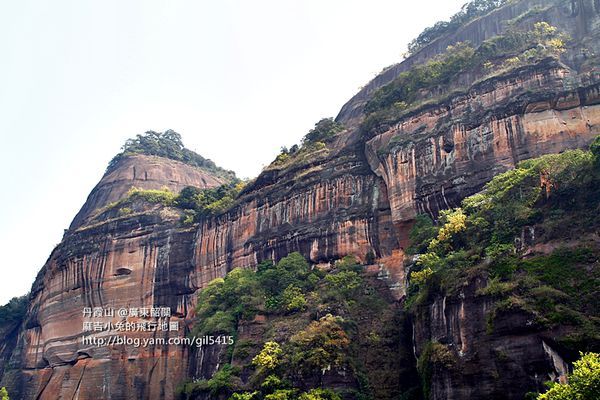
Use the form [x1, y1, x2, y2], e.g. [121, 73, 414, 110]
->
[2, 1, 600, 399]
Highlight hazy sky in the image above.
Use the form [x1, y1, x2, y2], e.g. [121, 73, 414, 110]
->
[0, 0, 466, 304]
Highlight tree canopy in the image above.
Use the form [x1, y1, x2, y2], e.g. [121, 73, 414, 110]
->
[537, 352, 600, 400]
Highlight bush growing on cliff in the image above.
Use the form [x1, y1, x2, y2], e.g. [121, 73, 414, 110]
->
[174, 180, 245, 221]
[0, 295, 27, 325]
[127, 187, 176, 205]
[269, 118, 343, 169]
[302, 118, 344, 145]
[187, 252, 420, 400]
[0, 387, 9, 400]
[416, 341, 456, 399]
[537, 352, 600, 400]
[591, 136, 600, 166]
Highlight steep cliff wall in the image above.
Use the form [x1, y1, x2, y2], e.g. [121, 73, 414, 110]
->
[191, 135, 399, 286]
[365, 60, 600, 229]
[3, 205, 199, 399]
[2, 1, 600, 399]
[70, 154, 230, 230]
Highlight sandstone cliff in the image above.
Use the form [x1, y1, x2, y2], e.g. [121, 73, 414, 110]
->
[2, 1, 600, 399]
[70, 154, 232, 229]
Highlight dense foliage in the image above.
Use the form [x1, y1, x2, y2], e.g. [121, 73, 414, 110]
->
[363, 22, 567, 137]
[0, 296, 27, 326]
[101, 180, 244, 223]
[175, 181, 246, 222]
[270, 118, 343, 169]
[0, 386, 9, 400]
[407, 0, 509, 55]
[179, 254, 419, 400]
[406, 142, 600, 354]
[537, 352, 600, 400]
[107, 130, 234, 180]
[302, 118, 344, 145]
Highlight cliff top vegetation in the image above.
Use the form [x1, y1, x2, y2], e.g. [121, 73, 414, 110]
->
[107, 130, 235, 180]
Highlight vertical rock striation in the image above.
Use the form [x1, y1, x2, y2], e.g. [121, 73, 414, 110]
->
[2, 1, 600, 399]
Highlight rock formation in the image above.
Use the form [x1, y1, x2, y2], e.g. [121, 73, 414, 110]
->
[1, 0, 600, 399]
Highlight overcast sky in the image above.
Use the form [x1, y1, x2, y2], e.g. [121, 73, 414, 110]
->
[0, 0, 466, 305]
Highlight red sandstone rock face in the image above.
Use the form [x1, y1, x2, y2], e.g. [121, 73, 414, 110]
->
[70, 154, 230, 229]
[7, 209, 197, 400]
[365, 63, 600, 229]
[4, 143, 399, 399]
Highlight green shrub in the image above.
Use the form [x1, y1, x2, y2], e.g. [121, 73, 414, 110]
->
[264, 389, 296, 400]
[407, 215, 437, 255]
[591, 136, 600, 166]
[476, 276, 516, 296]
[325, 271, 362, 297]
[107, 130, 234, 181]
[538, 352, 600, 400]
[0, 296, 27, 325]
[289, 315, 350, 372]
[417, 342, 456, 399]
[174, 181, 245, 220]
[302, 118, 344, 144]
[253, 341, 283, 371]
[407, 0, 509, 55]
[364, 22, 568, 138]
[109, 186, 176, 209]
[410, 267, 434, 286]
[298, 388, 342, 400]
[281, 286, 306, 312]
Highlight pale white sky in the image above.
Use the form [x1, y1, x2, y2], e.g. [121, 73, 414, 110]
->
[0, 0, 465, 304]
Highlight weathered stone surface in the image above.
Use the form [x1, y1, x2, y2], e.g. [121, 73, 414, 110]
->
[3, 207, 197, 399]
[70, 154, 229, 229]
[3, 1, 600, 399]
[410, 276, 568, 400]
[365, 61, 600, 228]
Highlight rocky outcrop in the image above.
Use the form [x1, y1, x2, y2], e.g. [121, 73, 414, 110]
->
[365, 60, 600, 228]
[3, 207, 198, 400]
[3, 1, 600, 399]
[336, 0, 600, 126]
[191, 135, 399, 282]
[411, 277, 570, 400]
[2, 142, 400, 399]
[70, 154, 230, 229]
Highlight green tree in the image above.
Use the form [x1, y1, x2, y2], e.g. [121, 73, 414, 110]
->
[175, 186, 202, 209]
[302, 118, 344, 144]
[538, 352, 600, 400]
[324, 271, 361, 297]
[107, 130, 234, 180]
[0, 387, 9, 400]
[289, 315, 350, 372]
[298, 388, 341, 400]
[591, 136, 600, 166]
[281, 285, 306, 312]
[0, 295, 27, 325]
[253, 341, 283, 371]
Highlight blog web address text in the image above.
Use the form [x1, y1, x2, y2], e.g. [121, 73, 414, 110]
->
[81, 334, 234, 348]
[80, 306, 233, 348]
